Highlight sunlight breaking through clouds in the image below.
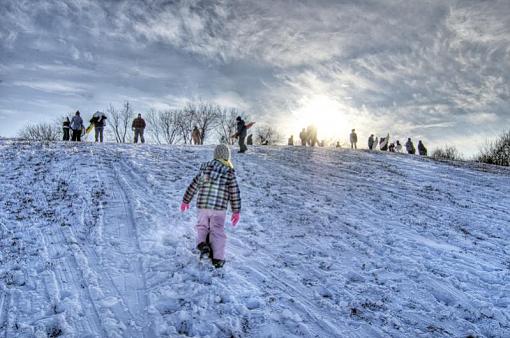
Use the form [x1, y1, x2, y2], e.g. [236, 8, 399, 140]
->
[0, 0, 509, 154]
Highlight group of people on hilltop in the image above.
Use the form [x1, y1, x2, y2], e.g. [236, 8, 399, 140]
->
[298, 125, 319, 146]
[62, 111, 147, 143]
[287, 127, 428, 156]
[368, 133, 427, 155]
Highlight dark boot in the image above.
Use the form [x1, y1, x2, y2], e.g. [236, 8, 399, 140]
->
[212, 259, 225, 268]
[197, 242, 211, 259]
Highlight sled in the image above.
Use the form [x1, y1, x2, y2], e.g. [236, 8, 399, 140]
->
[231, 122, 255, 138]
[85, 123, 94, 134]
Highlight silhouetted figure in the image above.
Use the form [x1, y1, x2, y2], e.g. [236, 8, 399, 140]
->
[395, 140, 403, 152]
[132, 113, 146, 143]
[90, 111, 107, 142]
[236, 116, 248, 153]
[389, 143, 396, 152]
[307, 125, 318, 146]
[405, 138, 416, 154]
[380, 134, 389, 151]
[71, 111, 84, 142]
[350, 129, 358, 149]
[368, 134, 375, 150]
[299, 128, 307, 146]
[192, 126, 201, 145]
[418, 140, 427, 156]
[288, 135, 294, 146]
[246, 134, 253, 146]
[63, 117, 70, 141]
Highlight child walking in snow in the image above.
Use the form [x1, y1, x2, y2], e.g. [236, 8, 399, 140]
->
[180, 144, 241, 268]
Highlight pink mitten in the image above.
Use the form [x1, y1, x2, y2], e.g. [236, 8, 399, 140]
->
[180, 202, 190, 212]
[231, 212, 240, 227]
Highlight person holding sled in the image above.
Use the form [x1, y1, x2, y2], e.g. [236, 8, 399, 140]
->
[132, 114, 146, 143]
[350, 129, 358, 149]
[90, 111, 107, 142]
[62, 117, 71, 141]
[192, 126, 201, 145]
[405, 138, 416, 154]
[236, 116, 248, 153]
[181, 144, 241, 268]
[70, 111, 84, 142]
[418, 140, 428, 156]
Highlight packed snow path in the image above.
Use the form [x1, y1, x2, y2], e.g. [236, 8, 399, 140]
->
[0, 140, 509, 337]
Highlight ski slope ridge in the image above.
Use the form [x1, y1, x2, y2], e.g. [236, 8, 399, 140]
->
[0, 140, 509, 337]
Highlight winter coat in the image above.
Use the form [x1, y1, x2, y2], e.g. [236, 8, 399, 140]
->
[183, 160, 241, 213]
[63, 120, 70, 129]
[90, 113, 107, 127]
[350, 132, 358, 143]
[368, 135, 374, 149]
[71, 116, 84, 131]
[418, 142, 427, 156]
[132, 117, 146, 129]
[237, 119, 247, 138]
[405, 140, 415, 154]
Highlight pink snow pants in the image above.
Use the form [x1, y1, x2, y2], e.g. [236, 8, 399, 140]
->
[196, 209, 227, 260]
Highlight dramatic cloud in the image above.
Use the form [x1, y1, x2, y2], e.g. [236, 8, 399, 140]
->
[0, 0, 509, 154]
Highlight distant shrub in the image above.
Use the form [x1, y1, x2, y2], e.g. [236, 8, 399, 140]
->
[431, 146, 462, 161]
[19, 122, 61, 141]
[476, 130, 510, 166]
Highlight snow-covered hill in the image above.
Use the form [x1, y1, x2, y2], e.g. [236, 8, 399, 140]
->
[0, 140, 509, 338]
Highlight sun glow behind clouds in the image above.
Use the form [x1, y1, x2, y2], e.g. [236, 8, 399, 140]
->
[289, 95, 353, 142]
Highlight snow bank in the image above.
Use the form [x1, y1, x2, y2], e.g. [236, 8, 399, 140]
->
[0, 140, 508, 337]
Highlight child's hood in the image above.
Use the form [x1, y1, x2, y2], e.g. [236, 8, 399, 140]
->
[200, 160, 234, 180]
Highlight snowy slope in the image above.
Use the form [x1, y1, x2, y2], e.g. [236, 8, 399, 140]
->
[0, 140, 509, 338]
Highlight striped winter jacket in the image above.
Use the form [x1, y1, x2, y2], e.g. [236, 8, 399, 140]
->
[183, 160, 241, 213]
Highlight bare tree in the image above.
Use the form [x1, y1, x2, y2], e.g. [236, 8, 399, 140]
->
[176, 107, 194, 144]
[110, 101, 133, 143]
[191, 103, 221, 144]
[477, 130, 510, 166]
[255, 125, 283, 145]
[431, 146, 463, 161]
[160, 110, 181, 144]
[216, 108, 240, 145]
[19, 122, 61, 141]
[145, 109, 164, 144]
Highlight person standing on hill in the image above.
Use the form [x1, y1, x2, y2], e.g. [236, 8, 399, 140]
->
[192, 126, 201, 145]
[405, 138, 416, 154]
[368, 134, 375, 150]
[180, 144, 241, 268]
[132, 113, 146, 143]
[418, 140, 428, 156]
[90, 111, 107, 142]
[62, 117, 71, 141]
[70, 111, 84, 142]
[299, 128, 307, 146]
[350, 129, 358, 149]
[307, 125, 318, 146]
[236, 116, 248, 153]
[395, 140, 403, 152]
[288, 135, 294, 146]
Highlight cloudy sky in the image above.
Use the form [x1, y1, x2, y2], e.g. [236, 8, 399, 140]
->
[0, 0, 509, 154]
